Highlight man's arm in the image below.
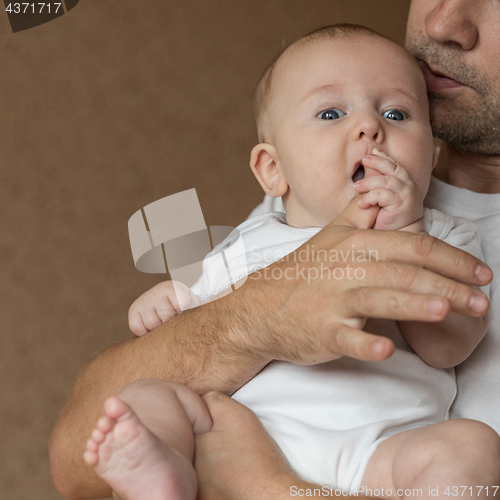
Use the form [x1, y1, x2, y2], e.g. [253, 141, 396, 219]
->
[49, 197, 492, 499]
[49, 297, 268, 499]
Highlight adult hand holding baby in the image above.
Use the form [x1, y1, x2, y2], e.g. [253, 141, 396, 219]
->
[226, 192, 491, 366]
[195, 391, 378, 500]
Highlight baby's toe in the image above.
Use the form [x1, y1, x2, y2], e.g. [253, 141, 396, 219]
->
[104, 396, 134, 421]
[83, 450, 98, 467]
[96, 415, 114, 433]
[86, 438, 99, 452]
[91, 428, 106, 444]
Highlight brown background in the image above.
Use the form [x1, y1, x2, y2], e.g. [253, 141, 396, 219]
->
[0, 1, 411, 498]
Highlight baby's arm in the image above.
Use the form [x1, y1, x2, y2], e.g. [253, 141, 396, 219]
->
[354, 151, 489, 368]
[128, 280, 200, 336]
[397, 304, 489, 369]
[397, 215, 490, 368]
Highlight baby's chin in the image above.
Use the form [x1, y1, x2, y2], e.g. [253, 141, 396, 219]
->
[284, 209, 342, 229]
[283, 193, 352, 228]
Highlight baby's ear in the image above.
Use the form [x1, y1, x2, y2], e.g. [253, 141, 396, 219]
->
[250, 143, 288, 197]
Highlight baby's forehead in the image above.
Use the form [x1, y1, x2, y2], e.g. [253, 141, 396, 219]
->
[274, 35, 420, 89]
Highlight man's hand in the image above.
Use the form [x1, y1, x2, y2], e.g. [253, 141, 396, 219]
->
[225, 192, 492, 366]
[195, 392, 377, 500]
[195, 392, 292, 500]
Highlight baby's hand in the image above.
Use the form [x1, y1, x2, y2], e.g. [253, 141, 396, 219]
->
[353, 149, 424, 231]
[128, 280, 200, 336]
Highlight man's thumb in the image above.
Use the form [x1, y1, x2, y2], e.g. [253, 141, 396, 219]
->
[328, 193, 379, 230]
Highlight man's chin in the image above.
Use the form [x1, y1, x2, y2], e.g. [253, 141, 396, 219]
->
[428, 92, 465, 126]
[427, 92, 499, 155]
[429, 110, 500, 155]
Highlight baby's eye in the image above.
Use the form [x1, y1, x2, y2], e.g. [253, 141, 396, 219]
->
[317, 108, 346, 120]
[382, 109, 407, 121]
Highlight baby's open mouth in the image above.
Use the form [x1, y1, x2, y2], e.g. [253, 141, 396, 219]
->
[352, 164, 365, 182]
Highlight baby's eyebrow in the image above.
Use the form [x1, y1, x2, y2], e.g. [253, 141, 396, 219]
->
[381, 87, 420, 104]
[300, 83, 421, 106]
[300, 83, 344, 102]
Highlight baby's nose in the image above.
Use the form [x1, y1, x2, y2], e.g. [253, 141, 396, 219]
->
[359, 129, 378, 140]
[355, 115, 383, 142]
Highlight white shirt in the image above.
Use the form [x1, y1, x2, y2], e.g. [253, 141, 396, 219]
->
[425, 176, 500, 434]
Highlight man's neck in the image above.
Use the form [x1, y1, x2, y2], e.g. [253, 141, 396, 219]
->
[433, 143, 500, 194]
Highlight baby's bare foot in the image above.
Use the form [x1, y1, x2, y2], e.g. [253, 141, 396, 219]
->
[83, 396, 196, 500]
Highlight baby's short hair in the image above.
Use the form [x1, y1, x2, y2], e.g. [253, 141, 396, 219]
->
[254, 23, 394, 142]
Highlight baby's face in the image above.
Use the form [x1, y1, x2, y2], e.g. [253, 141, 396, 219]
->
[269, 36, 434, 227]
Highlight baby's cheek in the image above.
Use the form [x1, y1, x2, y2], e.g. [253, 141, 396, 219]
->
[410, 166, 432, 197]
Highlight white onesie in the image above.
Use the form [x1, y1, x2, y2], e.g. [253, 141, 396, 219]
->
[192, 207, 486, 491]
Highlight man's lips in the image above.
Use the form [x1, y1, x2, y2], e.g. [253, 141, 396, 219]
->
[420, 61, 465, 92]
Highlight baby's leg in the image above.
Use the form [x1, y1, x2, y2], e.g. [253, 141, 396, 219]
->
[83, 379, 213, 500]
[362, 419, 500, 500]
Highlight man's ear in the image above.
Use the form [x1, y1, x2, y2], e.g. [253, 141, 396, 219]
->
[250, 143, 288, 197]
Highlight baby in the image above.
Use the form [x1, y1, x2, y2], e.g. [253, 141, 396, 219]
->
[83, 24, 499, 500]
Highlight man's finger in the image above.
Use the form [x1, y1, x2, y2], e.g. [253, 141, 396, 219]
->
[329, 193, 379, 229]
[349, 229, 493, 287]
[341, 287, 456, 321]
[315, 257, 489, 317]
[323, 324, 395, 362]
[341, 259, 489, 317]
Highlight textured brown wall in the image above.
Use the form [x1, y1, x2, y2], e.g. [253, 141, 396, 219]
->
[0, 1, 411, 498]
